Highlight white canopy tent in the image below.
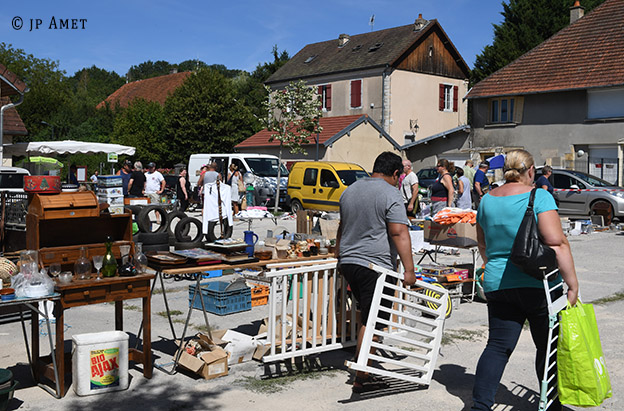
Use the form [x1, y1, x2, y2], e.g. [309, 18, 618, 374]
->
[3, 140, 135, 157]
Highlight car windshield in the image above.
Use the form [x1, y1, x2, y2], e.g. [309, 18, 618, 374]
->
[246, 158, 289, 177]
[0, 173, 27, 189]
[565, 170, 613, 187]
[418, 169, 438, 179]
[337, 170, 369, 186]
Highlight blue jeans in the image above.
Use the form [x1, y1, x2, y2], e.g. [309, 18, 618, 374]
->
[471, 288, 560, 410]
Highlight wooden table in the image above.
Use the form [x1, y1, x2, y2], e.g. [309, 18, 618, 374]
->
[32, 273, 154, 397]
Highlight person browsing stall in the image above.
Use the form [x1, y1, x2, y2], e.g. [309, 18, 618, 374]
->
[455, 167, 472, 209]
[177, 168, 191, 211]
[536, 165, 554, 195]
[127, 161, 146, 198]
[471, 149, 578, 411]
[472, 161, 490, 208]
[430, 159, 455, 215]
[336, 151, 416, 394]
[116, 159, 133, 196]
[144, 162, 165, 204]
[401, 160, 419, 217]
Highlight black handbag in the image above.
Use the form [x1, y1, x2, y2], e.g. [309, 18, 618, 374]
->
[509, 188, 558, 279]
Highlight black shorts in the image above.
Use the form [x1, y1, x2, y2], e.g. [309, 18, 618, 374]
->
[340, 263, 397, 330]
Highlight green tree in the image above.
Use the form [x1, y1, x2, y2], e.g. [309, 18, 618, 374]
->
[0, 42, 72, 140]
[163, 69, 256, 165]
[471, 0, 605, 85]
[263, 79, 322, 213]
[112, 98, 166, 165]
[127, 60, 176, 81]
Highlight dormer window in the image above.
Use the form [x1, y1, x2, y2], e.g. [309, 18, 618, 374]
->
[304, 55, 317, 64]
[352, 45, 362, 52]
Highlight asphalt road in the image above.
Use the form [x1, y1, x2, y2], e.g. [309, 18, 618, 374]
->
[1, 217, 622, 410]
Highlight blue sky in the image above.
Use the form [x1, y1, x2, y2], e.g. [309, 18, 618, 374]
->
[1, 0, 505, 77]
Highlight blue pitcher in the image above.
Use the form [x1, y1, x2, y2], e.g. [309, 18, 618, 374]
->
[244, 230, 259, 257]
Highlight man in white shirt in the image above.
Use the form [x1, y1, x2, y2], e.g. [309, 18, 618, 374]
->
[401, 160, 419, 217]
[144, 162, 165, 204]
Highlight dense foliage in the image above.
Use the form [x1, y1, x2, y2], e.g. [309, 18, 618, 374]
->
[0, 43, 290, 172]
[471, 0, 606, 85]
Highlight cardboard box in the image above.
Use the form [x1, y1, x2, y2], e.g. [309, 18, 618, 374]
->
[423, 221, 478, 247]
[208, 329, 260, 364]
[177, 333, 228, 380]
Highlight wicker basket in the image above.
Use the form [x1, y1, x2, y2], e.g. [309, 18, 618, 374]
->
[0, 258, 18, 287]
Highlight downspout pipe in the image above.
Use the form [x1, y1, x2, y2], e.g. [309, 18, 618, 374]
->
[0, 92, 26, 165]
[381, 64, 390, 133]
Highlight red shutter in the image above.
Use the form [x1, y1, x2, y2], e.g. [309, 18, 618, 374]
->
[351, 80, 361, 108]
[453, 86, 458, 112]
[439, 84, 445, 111]
[326, 85, 332, 111]
[318, 86, 323, 109]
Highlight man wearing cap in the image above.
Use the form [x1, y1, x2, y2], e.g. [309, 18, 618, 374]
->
[116, 159, 133, 196]
[144, 162, 165, 204]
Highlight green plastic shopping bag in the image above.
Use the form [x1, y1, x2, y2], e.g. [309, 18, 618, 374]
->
[557, 301, 612, 406]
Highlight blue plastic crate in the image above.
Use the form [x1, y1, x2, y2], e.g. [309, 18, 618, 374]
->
[201, 269, 222, 279]
[189, 281, 251, 315]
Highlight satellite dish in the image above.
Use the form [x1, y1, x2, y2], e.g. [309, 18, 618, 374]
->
[577, 149, 585, 158]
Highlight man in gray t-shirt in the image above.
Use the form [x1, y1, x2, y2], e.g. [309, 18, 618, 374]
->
[336, 151, 415, 394]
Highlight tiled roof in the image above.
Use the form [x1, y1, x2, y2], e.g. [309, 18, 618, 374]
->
[267, 20, 469, 84]
[467, 0, 624, 99]
[97, 71, 192, 109]
[236, 115, 365, 148]
[0, 63, 28, 96]
[1, 97, 27, 136]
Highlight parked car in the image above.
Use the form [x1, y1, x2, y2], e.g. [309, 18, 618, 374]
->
[188, 153, 288, 208]
[536, 167, 624, 225]
[0, 166, 30, 193]
[287, 161, 369, 212]
[416, 168, 438, 189]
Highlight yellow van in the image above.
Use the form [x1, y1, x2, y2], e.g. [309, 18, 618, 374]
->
[287, 161, 369, 212]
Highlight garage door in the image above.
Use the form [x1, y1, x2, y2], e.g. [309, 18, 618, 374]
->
[589, 146, 618, 184]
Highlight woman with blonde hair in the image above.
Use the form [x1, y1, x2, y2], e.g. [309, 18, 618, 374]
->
[430, 158, 455, 215]
[471, 149, 579, 410]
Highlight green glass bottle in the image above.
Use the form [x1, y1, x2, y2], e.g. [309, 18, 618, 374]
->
[102, 235, 117, 278]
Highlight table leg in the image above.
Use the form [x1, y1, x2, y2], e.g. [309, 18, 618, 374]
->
[142, 295, 152, 378]
[31, 307, 39, 381]
[115, 300, 123, 330]
[54, 302, 66, 397]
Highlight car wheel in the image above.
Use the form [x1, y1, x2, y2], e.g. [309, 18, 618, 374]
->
[590, 200, 614, 226]
[174, 217, 203, 243]
[290, 199, 303, 213]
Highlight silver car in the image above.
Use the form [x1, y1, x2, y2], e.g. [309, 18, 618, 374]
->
[537, 168, 624, 224]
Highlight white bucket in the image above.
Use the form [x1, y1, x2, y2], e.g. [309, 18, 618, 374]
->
[72, 331, 129, 396]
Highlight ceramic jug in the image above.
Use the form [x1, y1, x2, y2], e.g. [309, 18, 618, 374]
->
[244, 230, 259, 257]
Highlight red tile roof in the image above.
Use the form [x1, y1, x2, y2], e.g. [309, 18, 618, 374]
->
[1, 97, 27, 136]
[467, 0, 624, 99]
[96, 71, 192, 109]
[236, 115, 364, 148]
[0, 63, 28, 96]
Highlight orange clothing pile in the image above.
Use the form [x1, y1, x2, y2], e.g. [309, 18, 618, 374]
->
[433, 207, 477, 225]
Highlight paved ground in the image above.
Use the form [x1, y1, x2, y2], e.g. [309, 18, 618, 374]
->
[1, 216, 622, 410]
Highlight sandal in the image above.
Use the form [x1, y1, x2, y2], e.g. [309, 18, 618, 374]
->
[352, 374, 388, 394]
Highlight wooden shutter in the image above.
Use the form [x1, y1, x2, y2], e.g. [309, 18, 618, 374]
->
[326, 85, 332, 111]
[439, 84, 445, 111]
[453, 86, 458, 112]
[350, 80, 361, 108]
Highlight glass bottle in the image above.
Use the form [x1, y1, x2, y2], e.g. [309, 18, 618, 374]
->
[134, 242, 148, 274]
[74, 247, 91, 280]
[102, 236, 118, 278]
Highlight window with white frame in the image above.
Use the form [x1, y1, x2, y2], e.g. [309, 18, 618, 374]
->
[438, 84, 458, 112]
[317, 85, 332, 111]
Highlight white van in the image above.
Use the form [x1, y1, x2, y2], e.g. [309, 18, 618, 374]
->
[0, 166, 30, 193]
[188, 153, 289, 208]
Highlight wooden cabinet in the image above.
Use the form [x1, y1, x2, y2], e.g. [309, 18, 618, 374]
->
[26, 192, 134, 268]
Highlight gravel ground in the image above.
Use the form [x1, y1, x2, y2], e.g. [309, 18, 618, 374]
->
[1, 216, 622, 411]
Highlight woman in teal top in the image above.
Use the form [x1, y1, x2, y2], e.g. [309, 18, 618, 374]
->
[471, 149, 579, 411]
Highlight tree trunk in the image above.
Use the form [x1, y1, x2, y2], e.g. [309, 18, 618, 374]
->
[273, 142, 283, 214]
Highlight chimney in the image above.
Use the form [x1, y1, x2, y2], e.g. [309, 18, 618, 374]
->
[414, 14, 428, 31]
[570, 0, 585, 24]
[170, 68, 178, 74]
[338, 34, 350, 48]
